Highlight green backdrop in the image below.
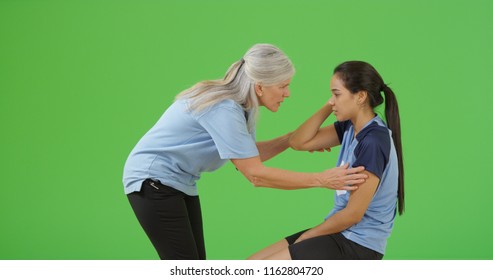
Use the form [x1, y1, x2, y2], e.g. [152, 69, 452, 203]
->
[1, 0, 492, 260]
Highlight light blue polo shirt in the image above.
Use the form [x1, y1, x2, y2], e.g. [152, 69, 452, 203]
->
[122, 98, 259, 196]
[325, 116, 399, 255]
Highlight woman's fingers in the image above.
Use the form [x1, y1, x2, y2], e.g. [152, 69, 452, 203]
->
[340, 185, 358, 191]
[346, 166, 365, 174]
[322, 164, 368, 190]
[343, 173, 368, 186]
[344, 179, 366, 186]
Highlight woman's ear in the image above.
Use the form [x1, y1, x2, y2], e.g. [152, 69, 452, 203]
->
[357, 90, 368, 105]
[255, 84, 263, 97]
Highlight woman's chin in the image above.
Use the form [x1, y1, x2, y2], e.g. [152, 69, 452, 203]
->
[335, 115, 346, 122]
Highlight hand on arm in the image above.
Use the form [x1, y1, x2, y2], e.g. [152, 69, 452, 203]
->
[294, 171, 380, 243]
[231, 158, 368, 191]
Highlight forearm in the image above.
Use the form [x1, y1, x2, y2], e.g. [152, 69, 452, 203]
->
[256, 132, 292, 162]
[250, 166, 323, 190]
[289, 103, 334, 150]
[231, 157, 366, 191]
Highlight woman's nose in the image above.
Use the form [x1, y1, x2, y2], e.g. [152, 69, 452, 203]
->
[283, 88, 290, 97]
[328, 96, 335, 105]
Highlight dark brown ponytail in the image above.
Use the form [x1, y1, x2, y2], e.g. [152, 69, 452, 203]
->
[382, 85, 405, 215]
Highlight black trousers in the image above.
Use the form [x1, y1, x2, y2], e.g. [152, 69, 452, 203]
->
[127, 179, 206, 260]
[285, 229, 383, 260]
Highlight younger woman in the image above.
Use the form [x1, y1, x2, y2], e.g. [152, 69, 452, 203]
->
[249, 61, 405, 260]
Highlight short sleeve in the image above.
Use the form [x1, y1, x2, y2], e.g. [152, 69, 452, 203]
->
[352, 128, 391, 180]
[197, 102, 259, 159]
[334, 120, 351, 143]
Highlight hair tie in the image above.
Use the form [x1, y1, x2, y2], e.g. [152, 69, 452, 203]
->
[231, 58, 245, 81]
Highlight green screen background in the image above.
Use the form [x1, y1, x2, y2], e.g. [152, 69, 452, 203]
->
[1, 0, 492, 260]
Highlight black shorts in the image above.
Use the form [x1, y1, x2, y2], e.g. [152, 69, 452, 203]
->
[285, 229, 383, 260]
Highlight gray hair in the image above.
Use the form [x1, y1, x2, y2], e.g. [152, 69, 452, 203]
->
[176, 43, 295, 132]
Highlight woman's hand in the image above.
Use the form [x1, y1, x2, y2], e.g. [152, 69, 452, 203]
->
[319, 163, 368, 191]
